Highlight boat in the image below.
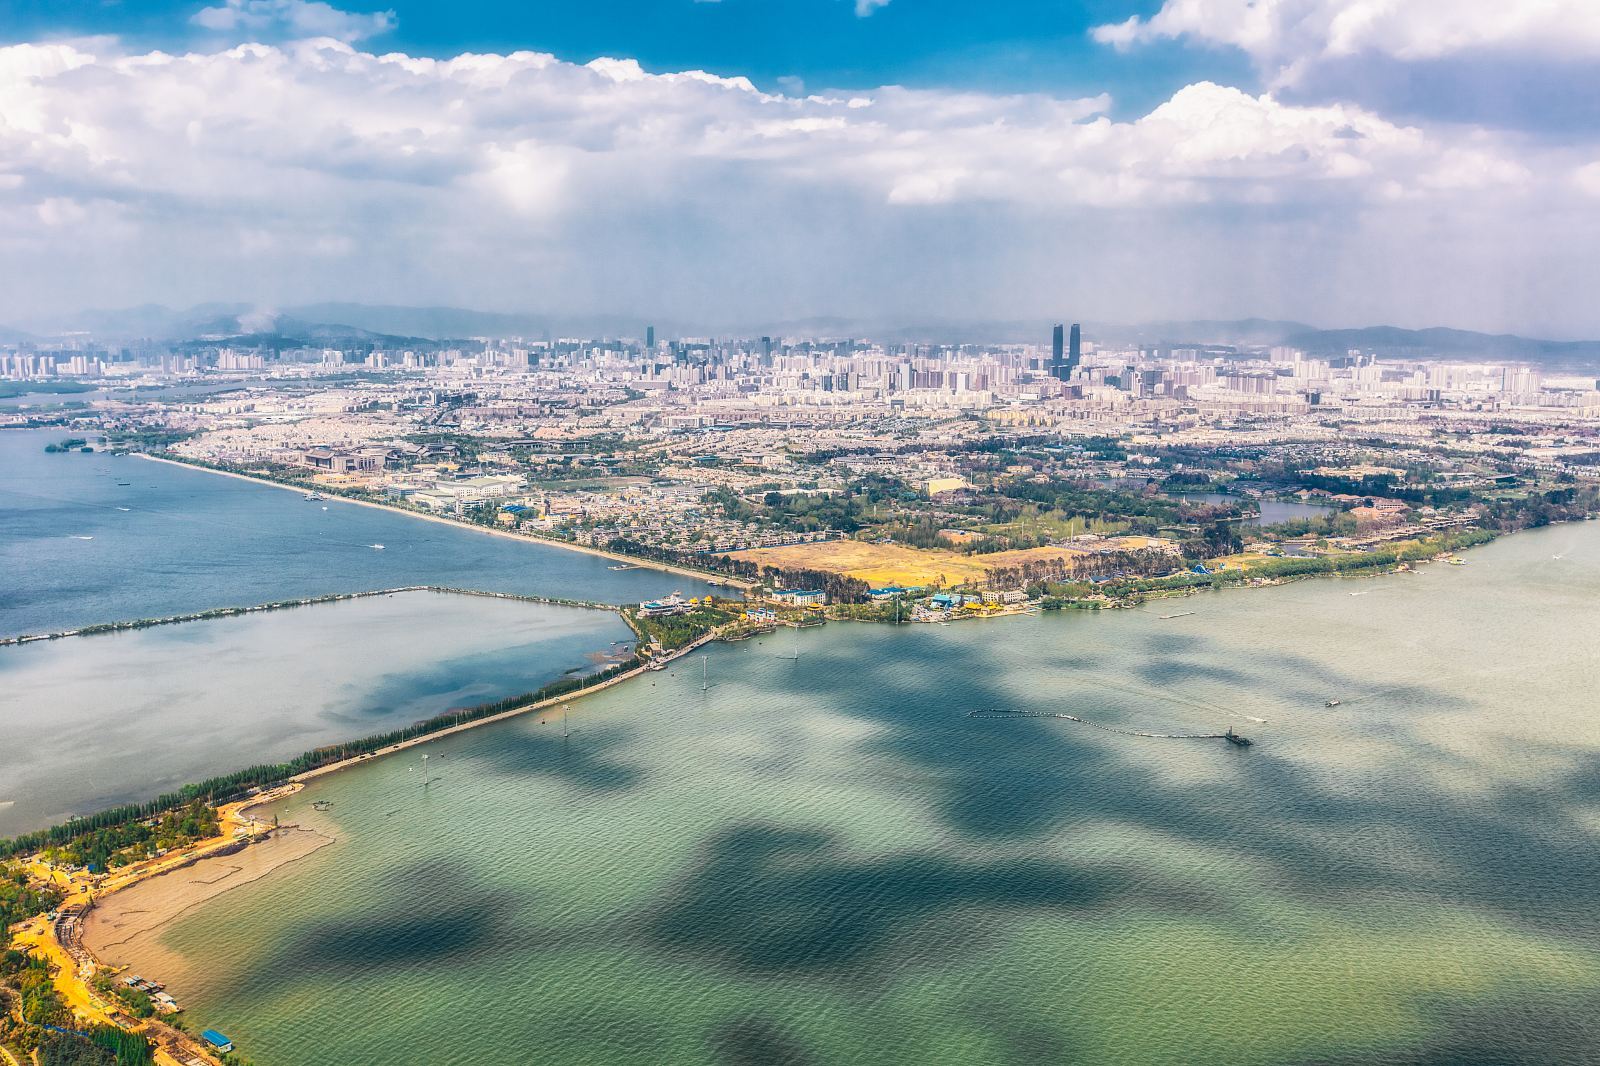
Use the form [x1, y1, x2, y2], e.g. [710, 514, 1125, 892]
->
[646, 661, 666, 671]
[1325, 699, 1341, 708]
[1448, 557, 1466, 566]
[1159, 611, 1194, 619]
[370, 544, 385, 550]
[607, 564, 637, 571]
[304, 492, 325, 501]
[1223, 728, 1253, 747]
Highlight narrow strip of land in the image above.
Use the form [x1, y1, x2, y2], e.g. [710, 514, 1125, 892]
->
[137, 454, 753, 589]
[0, 585, 622, 646]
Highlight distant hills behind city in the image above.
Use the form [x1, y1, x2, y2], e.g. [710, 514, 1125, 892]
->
[5, 303, 1600, 366]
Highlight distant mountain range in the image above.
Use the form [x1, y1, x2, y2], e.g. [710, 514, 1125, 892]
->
[1283, 326, 1600, 363]
[7, 304, 1600, 366]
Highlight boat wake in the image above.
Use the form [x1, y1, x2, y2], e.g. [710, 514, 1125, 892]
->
[969, 709, 1252, 745]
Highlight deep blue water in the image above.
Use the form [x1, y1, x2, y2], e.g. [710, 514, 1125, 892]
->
[0, 428, 713, 637]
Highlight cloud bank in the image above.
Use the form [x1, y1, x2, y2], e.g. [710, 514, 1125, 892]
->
[2, 6, 1599, 333]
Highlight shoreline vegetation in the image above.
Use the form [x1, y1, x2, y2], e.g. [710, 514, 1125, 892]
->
[0, 585, 625, 647]
[2, 459, 1582, 1060]
[0, 599, 737, 859]
[0, 604, 733, 1060]
[0, 521, 1508, 863]
[137, 453, 755, 590]
[0, 514, 1561, 1064]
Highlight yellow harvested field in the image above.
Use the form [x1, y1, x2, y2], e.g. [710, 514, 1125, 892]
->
[730, 540, 1091, 588]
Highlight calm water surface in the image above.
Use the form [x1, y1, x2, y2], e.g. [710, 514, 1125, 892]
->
[1177, 491, 1336, 526]
[138, 520, 1600, 1065]
[0, 591, 632, 836]
[0, 428, 712, 636]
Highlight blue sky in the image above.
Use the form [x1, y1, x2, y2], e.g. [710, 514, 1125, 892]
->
[3, 0, 1248, 113]
[2, 0, 1599, 333]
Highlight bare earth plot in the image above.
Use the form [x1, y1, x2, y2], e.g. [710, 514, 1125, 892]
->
[729, 540, 1094, 588]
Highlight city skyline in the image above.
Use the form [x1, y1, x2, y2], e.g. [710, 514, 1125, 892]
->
[3, 0, 1600, 334]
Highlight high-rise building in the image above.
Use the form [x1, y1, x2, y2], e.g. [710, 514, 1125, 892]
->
[646, 325, 655, 351]
[1050, 322, 1081, 381]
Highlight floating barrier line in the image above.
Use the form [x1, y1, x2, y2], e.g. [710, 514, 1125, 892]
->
[967, 709, 1228, 740]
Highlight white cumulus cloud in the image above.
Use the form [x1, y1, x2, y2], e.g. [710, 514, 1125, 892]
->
[0, 34, 1595, 330]
[1093, 0, 1600, 85]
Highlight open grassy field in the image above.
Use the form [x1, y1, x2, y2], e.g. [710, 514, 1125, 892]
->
[730, 539, 1095, 588]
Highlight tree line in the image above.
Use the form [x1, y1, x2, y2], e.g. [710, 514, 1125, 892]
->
[0, 657, 642, 861]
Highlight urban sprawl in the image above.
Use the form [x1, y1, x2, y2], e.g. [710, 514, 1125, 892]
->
[8, 323, 1600, 619]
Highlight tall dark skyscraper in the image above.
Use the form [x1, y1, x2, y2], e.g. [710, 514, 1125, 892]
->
[1049, 322, 1082, 381]
[646, 325, 655, 350]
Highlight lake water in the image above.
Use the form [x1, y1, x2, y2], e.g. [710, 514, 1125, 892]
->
[0, 382, 248, 410]
[1176, 491, 1336, 526]
[130, 519, 1600, 1065]
[0, 428, 712, 637]
[0, 591, 633, 836]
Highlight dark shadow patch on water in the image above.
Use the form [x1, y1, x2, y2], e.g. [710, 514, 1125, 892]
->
[709, 1017, 814, 1066]
[1298, 988, 1600, 1066]
[228, 861, 518, 991]
[749, 621, 1600, 955]
[471, 722, 650, 795]
[642, 822, 1209, 977]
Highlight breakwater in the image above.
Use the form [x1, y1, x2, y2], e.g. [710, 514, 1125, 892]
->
[0, 610, 723, 858]
[0, 586, 624, 646]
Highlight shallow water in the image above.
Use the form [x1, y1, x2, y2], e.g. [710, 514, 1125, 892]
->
[134, 520, 1600, 1065]
[0, 591, 633, 836]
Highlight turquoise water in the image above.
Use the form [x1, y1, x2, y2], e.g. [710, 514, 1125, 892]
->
[138, 520, 1600, 1065]
[0, 591, 632, 836]
[0, 428, 713, 637]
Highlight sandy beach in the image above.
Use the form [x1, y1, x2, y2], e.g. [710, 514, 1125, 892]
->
[82, 826, 335, 985]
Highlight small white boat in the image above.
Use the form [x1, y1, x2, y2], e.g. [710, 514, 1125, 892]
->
[370, 543, 385, 550]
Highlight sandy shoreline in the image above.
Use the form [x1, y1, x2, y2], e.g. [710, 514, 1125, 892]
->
[137, 454, 750, 590]
[82, 826, 335, 980]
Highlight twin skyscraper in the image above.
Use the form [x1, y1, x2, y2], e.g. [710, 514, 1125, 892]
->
[1050, 323, 1081, 381]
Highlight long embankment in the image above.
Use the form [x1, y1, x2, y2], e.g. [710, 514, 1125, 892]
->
[137, 453, 753, 590]
[0, 585, 624, 647]
[290, 625, 718, 786]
